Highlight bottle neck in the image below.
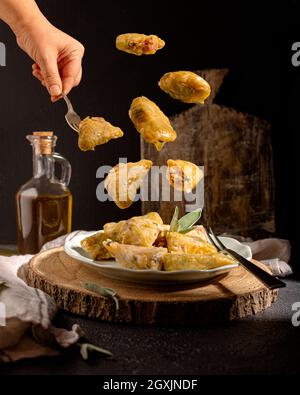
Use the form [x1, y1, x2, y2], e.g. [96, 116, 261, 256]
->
[32, 146, 55, 179]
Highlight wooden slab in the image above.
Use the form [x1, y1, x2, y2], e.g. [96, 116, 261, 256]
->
[25, 247, 278, 325]
[141, 69, 275, 239]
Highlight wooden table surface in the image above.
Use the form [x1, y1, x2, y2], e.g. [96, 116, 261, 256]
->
[1, 279, 299, 375]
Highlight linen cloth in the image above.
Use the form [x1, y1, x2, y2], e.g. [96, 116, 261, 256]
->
[0, 235, 84, 363]
[222, 235, 292, 277]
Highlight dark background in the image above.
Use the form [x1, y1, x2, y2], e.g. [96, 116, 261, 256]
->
[0, 1, 298, 273]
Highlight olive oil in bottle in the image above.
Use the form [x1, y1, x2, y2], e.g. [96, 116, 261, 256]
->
[16, 132, 72, 254]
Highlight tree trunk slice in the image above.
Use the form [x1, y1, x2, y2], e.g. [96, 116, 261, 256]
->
[26, 247, 278, 325]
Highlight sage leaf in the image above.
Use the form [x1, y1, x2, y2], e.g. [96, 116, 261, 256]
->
[178, 225, 197, 234]
[78, 342, 113, 360]
[177, 208, 202, 233]
[80, 343, 89, 360]
[169, 206, 179, 232]
[83, 282, 119, 312]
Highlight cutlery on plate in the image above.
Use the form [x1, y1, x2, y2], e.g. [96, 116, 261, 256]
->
[207, 227, 286, 290]
[63, 95, 81, 132]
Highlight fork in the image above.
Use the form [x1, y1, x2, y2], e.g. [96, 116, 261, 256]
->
[207, 227, 286, 290]
[63, 95, 81, 132]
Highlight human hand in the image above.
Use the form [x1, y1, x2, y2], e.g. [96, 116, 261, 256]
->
[16, 17, 84, 101]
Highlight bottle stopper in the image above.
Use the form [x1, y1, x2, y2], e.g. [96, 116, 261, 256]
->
[32, 131, 55, 154]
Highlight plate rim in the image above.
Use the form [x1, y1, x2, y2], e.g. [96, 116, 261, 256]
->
[64, 230, 251, 275]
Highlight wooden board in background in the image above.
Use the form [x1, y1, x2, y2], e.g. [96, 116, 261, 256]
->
[141, 69, 275, 238]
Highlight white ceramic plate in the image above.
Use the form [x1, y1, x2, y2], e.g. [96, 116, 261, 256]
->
[64, 231, 252, 285]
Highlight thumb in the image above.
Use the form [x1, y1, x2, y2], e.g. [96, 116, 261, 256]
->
[40, 55, 62, 97]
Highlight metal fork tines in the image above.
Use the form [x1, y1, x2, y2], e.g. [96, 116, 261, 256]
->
[63, 95, 81, 132]
[207, 227, 286, 290]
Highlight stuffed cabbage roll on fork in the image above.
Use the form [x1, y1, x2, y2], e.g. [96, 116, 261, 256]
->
[78, 116, 123, 151]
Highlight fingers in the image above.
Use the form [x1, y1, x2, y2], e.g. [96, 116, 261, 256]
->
[31, 48, 83, 101]
[32, 65, 46, 86]
[39, 54, 63, 97]
[32, 65, 76, 102]
[74, 68, 82, 87]
[51, 68, 82, 103]
[32, 63, 40, 72]
[32, 64, 60, 100]
[62, 69, 82, 96]
[61, 55, 83, 95]
[31, 63, 60, 101]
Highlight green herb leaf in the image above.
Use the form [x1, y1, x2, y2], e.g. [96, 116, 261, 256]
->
[177, 208, 202, 233]
[78, 342, 113, 360]
[169, 206, 179, 232]
[0, 281, 8, 294]
[169, 207, 202, 234]
[83, 283, 119, 312]
[178, 225, 197, 234]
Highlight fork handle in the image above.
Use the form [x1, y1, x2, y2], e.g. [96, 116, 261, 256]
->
[226, 249, 286, 290]
[63, 94, 74, 112]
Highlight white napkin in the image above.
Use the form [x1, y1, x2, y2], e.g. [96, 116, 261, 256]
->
[222, 235, 292, 277]
[0, 242, 84, 363]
